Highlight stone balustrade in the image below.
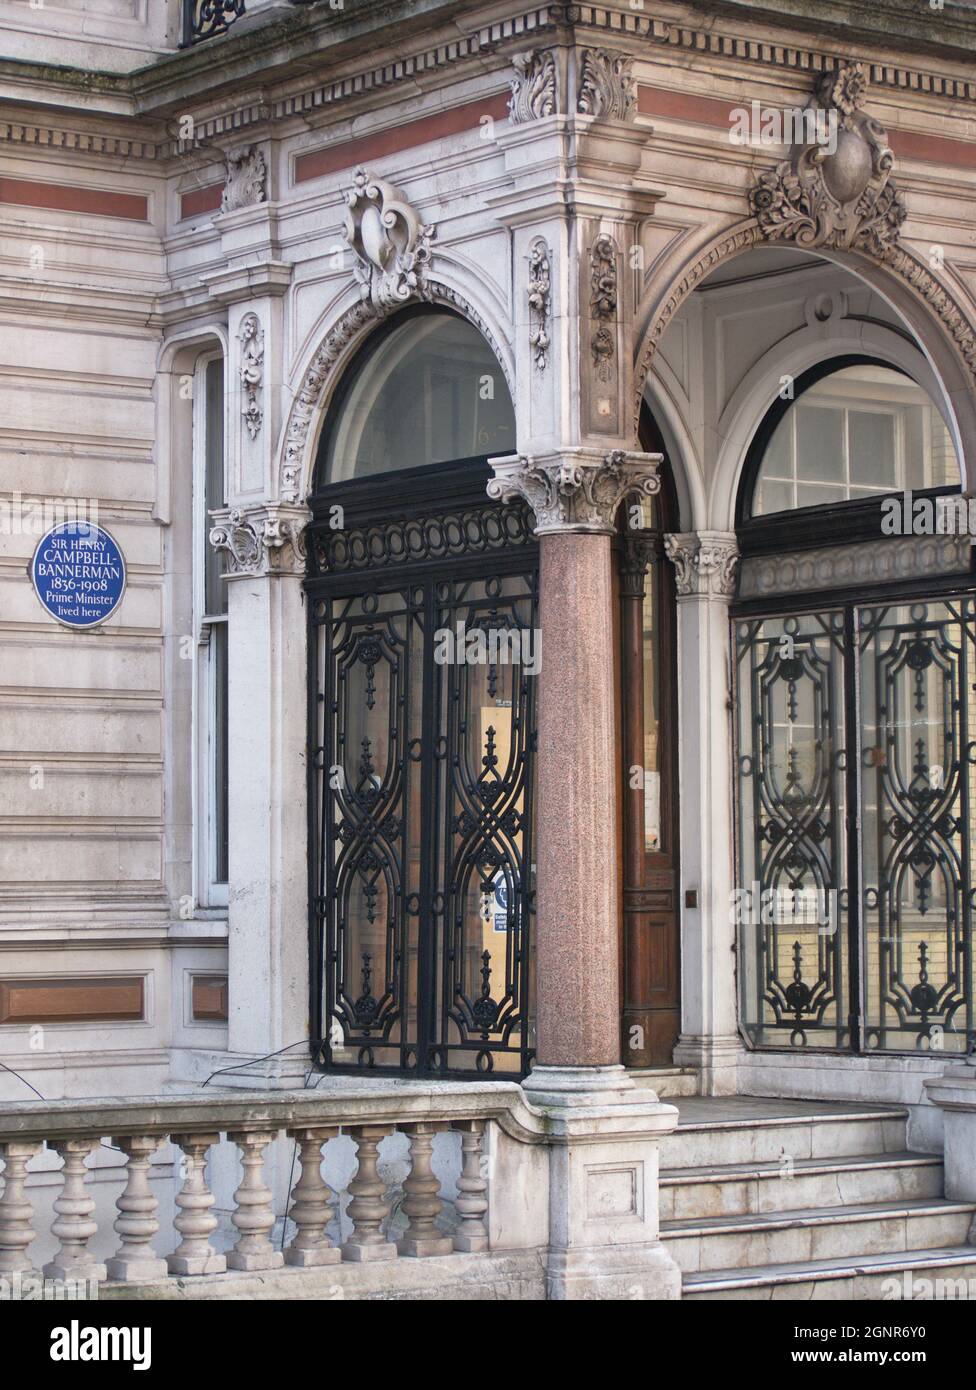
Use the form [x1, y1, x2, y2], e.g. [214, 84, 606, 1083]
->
[0, 1081, 550, 1300]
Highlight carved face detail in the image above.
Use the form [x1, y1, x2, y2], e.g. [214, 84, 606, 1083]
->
[820, 127, 873, 206]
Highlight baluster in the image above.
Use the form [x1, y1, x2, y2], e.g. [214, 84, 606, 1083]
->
[343, 1125, 396, 1262]
[0, 1141, 42, 1276]
[167, 1133, 226, 1276]
[452, 1120, 489, 1252]
[398, 1123, 452, 1257]
[43, 1139, 106, 1282]
[226, 1129, 283, 1271]
[105, 1135, 168, 1282]
[284, 1126, 341, 1266]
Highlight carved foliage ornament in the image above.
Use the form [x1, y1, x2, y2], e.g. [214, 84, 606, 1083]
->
[509, 49, 557, 124]
[577, 49, 636, 121]
[344, 167, 435, 315]
[238, 312, 264, 442]
[220, 144, 267, 214]
[749, 62, 906, 256]
[210, 505, 308, 576]
[527, 238, 552, 371]
[664, 532, 740, 598]
[590, 234, 618, 383]
[488, 450, 661, 535]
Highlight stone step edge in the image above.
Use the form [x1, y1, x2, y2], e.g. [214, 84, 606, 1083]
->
[661, 1151, 942, 1185]
[661, 1197, 976, 1239]
[682, 1246, 976, 1293]
[673, 1107, 908, 1133]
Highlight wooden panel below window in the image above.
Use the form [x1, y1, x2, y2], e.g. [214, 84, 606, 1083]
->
[191, 974, 228, 1022]
[0, 976, 144, 1025]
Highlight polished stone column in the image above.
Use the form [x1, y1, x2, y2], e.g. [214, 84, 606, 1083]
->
[664, 531, 741, 1095]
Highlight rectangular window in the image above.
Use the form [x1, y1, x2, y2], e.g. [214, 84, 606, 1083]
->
[197, 356, 228, 898]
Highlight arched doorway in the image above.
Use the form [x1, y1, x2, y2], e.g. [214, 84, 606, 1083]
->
[305, 307, 538, 1078]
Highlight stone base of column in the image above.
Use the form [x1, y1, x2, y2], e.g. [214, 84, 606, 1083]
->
[209, 1052, 312, 1091]
[672, 1034, 740, 1096]
[284, 1245, 342, 1268]
[43, 1255, 107, 1283]
[166, 1251, 227, 1277]
[105, 1254, 169, 1283]
[522, 1064, 682, 1301]
[926, 1062, 976, 1226]
[341, 1241, 398, 1263]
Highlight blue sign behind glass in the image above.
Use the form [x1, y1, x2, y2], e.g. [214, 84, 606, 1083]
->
[31, 522, 126, 629]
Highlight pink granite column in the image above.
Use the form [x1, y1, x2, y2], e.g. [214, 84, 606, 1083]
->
[489, 449, 661, 1077]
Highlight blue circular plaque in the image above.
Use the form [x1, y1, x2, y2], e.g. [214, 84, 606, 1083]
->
[30, 522, 126, 629]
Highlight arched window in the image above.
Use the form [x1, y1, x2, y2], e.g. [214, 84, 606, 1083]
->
[744, 356, 961, 520]
[733, 355, 975, 1059]
[316, 308, 516, 484]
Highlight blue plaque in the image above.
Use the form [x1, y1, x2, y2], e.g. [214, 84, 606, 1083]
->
[30, 522, 126, 629]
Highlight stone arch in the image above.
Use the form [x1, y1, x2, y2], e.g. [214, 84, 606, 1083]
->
[278, 282, 515, 503]
[632, 218, 976, 473]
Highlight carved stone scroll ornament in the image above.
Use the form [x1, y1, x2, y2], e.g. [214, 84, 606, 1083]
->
[577, 49, 636, 121]
[664, 531, 740, 598]
[344, 167, 435, 315]
[220, 145, 268, 214]
[527, 239, 552, 370]
[209, 504, 308, 577]
[488, 449, 661, 535]
[238, 313, 264, 441]
[509, 49, 557, 124]
[590, 235, 618, 383]
[749, 61, 906, 256]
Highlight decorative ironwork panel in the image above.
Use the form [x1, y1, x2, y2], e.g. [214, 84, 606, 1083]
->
[859, 599, 976, 1053]
[307, 500, 534, 577]
[309, 522, 538, 1077]
[735, 612, 850, 1048]
[182, 0, 246, 46]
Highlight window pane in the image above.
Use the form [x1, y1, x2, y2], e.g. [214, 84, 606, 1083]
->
[796, 405, 845, 482]
[318, 313, 516, 482]
[757, 479, 794, 515]
[641, 569, 661, 851]
[204, 358, 227, 617]
[849, 410, 896, 487]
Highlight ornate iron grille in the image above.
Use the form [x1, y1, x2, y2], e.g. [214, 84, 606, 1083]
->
[308, 496, 538, 1078]
[181, 0, 246, 46]
[735, 594, 976, 1054]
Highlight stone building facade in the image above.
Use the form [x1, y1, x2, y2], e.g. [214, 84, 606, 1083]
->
[2, 0, 976, 1301]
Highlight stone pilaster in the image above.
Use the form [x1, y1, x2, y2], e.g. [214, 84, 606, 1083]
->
[209, 501, 311, 1087]
[664, 531, 741, 1095]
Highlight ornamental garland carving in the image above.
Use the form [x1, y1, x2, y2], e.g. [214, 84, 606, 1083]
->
[238, 312, 264, 441]
[749, 61, 907, 257]
[664, 532, 740, 598]
[509, 49, 557, 123]
[577, 48, 636, 121]
[344, 167, 435, 315]
[220, 145, 267, 214]
[209, 504, 308, 576]
[590, 234, 618, 383]
[487, 449, 661, 535]
[527, 238, 552, 371]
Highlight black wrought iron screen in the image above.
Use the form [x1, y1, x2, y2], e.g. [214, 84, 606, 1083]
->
[307, 495, 538, 1077]
[181, 0, 246, 46]
[735, 595, 976, 1055]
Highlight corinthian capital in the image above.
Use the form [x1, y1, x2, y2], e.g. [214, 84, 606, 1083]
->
[664, 531, 740, 597]
[209, 503, 309, 577]
[488, 449, 661, 536]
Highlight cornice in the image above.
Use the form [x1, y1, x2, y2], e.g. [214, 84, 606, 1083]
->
[1, 2, 975, 168]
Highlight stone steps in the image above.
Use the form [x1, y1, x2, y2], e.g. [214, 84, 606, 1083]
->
[682, 1245, 976, 1301]
[662, 1099, 976, 1299]
[660, 1152, 944, 1221]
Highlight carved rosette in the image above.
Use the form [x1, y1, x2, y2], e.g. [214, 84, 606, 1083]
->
[238, 313, 264, 441]
[221, 145, 268, 214]
[344, 167, 435, 315]
[488, 450, 661, 536]
[590, 235, 618, 383]
[527, 238, 552, 371]
[664, 531, 740, 598]
[509, 49, 557, 123]
[749, 61, 907, 256]
[210, 505, 309, 577]
[577, 49, 636, 121]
